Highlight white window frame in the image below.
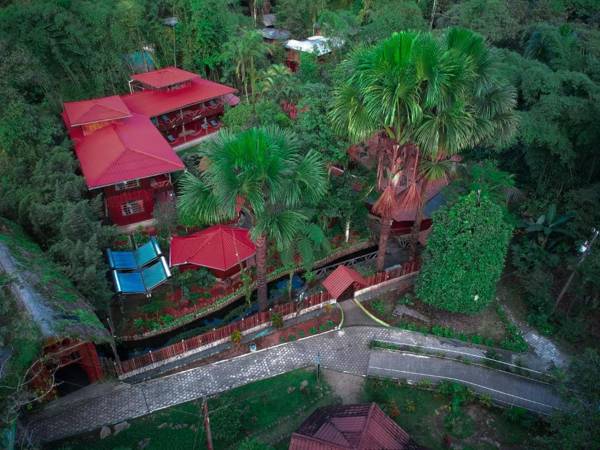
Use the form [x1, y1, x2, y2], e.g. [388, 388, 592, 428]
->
[114, 180, 141, 191]
[121, 200, 145, 216]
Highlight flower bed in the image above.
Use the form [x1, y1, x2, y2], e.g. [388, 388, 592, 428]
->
[115, 237, 372, 340]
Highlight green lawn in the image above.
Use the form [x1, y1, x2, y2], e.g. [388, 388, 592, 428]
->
[363, 378, 546, 450]
[49, 368, 333, 450]
[48, 370, 547, 450]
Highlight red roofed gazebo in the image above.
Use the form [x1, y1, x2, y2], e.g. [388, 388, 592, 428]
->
[322, 265, 367, 301]
[289, 403, 413, 450]
[169, 225, 256, 279]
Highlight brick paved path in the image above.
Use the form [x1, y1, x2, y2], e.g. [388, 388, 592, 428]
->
[26, 326, 563, 444]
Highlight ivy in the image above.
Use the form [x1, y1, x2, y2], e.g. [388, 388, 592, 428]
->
[416, 192, 513, 314]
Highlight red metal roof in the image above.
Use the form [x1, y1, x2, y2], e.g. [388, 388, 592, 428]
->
[69, 113, 184, 189]
[290, 403, 411, 450]
[321, 265, 367, 300]
[63, 95, 131, 127]
[123, 77, 237, 117]
[130, 67, 198, 89]
[169, 225, 256, 271]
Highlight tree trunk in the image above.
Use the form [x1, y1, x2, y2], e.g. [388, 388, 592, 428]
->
[409, 178, 430, 260]
[376, 215, 392, 272]
[255, 235, 268, 311]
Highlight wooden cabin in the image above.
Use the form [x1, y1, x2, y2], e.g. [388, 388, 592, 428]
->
[62, 67, 238, 228]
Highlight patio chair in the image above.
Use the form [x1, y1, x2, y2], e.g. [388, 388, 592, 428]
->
[106, 237, 162, 270]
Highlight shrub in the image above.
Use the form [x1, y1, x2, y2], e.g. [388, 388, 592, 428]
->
[404, 399, 417, 413]
[388, 400, 401, 418]
[326, 320, 335, 328]
[298, 330, 305, 338]
[288, 334, 296, 341]
[416, 192, 513, 314]
[371, 299, 386, 316]
[271, 312, 284, 329]
[133, 318, 145, 330]
[230, 330, 242, 345]
[309, 326, 317, 334]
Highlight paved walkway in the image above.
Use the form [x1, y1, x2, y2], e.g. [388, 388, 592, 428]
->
[340, 299, 381, 327]
[25, 326, 563, 444]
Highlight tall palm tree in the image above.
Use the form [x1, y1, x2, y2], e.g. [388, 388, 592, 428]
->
[330, 28, 516, 269]
[178, 127, 327, 311]
[222, 29, 269, 100]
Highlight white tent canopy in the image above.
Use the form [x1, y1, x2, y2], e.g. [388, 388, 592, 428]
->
[284, 36, 344, 57]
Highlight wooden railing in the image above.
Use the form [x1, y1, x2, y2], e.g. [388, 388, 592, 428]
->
[119, 290, 331, 375]
[117, 259, 420, 376]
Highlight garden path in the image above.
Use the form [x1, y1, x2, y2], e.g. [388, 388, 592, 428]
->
[25, 326, 563, 444]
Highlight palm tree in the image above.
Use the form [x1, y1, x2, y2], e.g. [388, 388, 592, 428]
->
[222, 30, 269, 100]
[330, 28, 516, 269]
[178, 127, 327, 311]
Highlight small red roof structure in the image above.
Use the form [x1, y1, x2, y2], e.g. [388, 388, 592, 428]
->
[123, 77, 237, 117]
[131, 67, 198, 89]
[70, 114, 184, 189]
[289, 403, 412, 450]
[169, 225, 256, 271]
[63, 95, 131, 127]
[322, 265, 367, 300]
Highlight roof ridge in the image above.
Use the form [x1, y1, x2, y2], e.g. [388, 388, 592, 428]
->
[128, 145, 183, 168]
[357, 403, 377, 449]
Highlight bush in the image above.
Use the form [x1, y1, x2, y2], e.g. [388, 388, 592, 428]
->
[271, 312, 284, 329]
[417, 192, 513, 314]
[371, 299, 386, 316]
[309, 326, 317, 334]
[230, 330, 242, 345]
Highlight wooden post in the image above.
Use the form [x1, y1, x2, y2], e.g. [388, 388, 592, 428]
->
[203, 398, 214, 450]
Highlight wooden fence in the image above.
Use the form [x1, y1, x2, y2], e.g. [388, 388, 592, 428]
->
[117, 259, 420, 375]
[119, 291, 331, 374]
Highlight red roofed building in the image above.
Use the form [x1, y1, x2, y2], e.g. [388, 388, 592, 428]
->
[322, 265, 367, 301]
[169, 225, 256, 279]
[289, 403, 419, 450]
[62, 67, 238, 227]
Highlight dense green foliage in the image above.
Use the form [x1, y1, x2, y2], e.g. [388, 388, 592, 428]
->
[0, 0, 599, 445]
[417, 192, 513, 314]
[178, 127, 327, 310]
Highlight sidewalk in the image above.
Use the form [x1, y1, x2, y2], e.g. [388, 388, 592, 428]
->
[25, 326, 562, 444]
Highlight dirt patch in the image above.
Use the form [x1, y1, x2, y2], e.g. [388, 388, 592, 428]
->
[322, 369, 364, 404]
[364, 292, 507, 341]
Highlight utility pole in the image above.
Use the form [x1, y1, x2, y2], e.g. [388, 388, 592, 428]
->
[202, 398, 214, 450]
[554, 227, 599, 312]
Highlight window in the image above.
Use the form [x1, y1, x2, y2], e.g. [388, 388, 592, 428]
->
[121, 200, 145, 216]
[114, 180, 140, 191]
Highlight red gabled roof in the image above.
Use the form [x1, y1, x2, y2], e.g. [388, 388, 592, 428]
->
[69, 113, 184, 189]
[321, 265, 367, 300]
[122, 77, 237, 117]
[169, 225, 256, 271]
[63, 95, 131, 127]
[131, 67, 197, 89]
[290, 403, 411, 450]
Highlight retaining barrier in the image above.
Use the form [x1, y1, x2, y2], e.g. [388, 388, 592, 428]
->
[117, 259, 420, 376]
